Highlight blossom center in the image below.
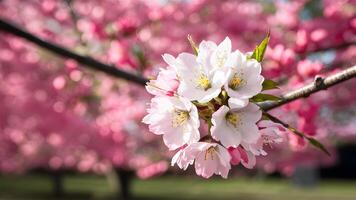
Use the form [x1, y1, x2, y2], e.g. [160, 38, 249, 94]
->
[229, 73, 245, 90]
[225, 112, 241, 127]
[205, 146, 217, 160]
[172, 109, 190, 127]
[196, 74, 211, 90]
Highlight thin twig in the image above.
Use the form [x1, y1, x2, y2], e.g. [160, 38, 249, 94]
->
[263, 112, 330, 155]
[259, 65, 356, 111]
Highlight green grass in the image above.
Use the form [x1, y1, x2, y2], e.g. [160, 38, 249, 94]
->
[0, 174, 356, 200]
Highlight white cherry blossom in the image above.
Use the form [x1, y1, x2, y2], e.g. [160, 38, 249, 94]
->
[142, 96, 200, 150]
[164, 52, 227, 103]
[171, 142, 231, 178]
[211, 98, 262, 148]
[146, 66, 179, 96]
[224, 50, 264, 100]
[243, 120, 284, 156]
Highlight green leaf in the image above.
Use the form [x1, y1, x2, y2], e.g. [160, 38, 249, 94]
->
[287, 127, 330, 156]
[250, 32, 270, 62]
[263, 112, 330, 156]
[251, 93, 281, 102]
[262, 79, 279, 91]
[307, 137, 331, 156]
[187, 35, 199, 56]
[261, 113, 271, 121]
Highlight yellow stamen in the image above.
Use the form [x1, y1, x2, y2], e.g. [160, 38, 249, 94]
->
[172, 109, 189, 127]
[229, 73, 245, 90]
[226, 112, 241, 127]
[205, 146, 217, 160]
[197, 74, 211, 90]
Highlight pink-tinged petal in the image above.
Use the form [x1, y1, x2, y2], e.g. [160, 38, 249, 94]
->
[146, 67, 179, 96]
[237, 147, 248, 163]
[241, 150, 256, 169]
[216, 145, 232, 167]
[235, 147, 256, 169]
[177, 143, 231, 179]
[171, 149, 183, 166]
[171, 148, 193, 170]
[217, 163, 230, 179]
[228, 147, 241, 165]
[195, 151, 218, 179]
[258, 120, 285, 131]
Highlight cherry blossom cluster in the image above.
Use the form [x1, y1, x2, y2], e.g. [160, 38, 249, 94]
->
[143, 37, 284, 178]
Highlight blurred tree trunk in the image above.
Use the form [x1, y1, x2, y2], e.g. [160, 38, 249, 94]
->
[50, 170, 64, 197]
[114, 168, 133, 200]
[292, 165, 319, 187]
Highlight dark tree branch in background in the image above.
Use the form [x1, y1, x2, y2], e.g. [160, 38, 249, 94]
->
[64, 0, 79, 23]
[0, 17, 355, 111]
[299, 42, 355, 57]
[259, 65, 356, 111]
[0, 18, 148, 86]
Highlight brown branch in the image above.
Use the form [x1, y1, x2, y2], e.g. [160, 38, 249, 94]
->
[0, 17, 148, 86]
[0, 17, 355, 112]
[259, 65, 356, 111]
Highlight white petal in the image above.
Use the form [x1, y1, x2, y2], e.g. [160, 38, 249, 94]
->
[240, 122, 260, 144]
[241, 151, 256, 169]
[210, 37, 232, 69]
[211, 70, 229, 87]
[211, 106, 242, 148]
[211, 105, 229, 128]
[228, 98, 249, 109]
[240, 103, 262, 123]
[162, 54, 179, 70]
[197, 40, 217, 71]
[216, 145, 232, 167]
[195, 151, 218, 178]
[163, 129, 186, 150]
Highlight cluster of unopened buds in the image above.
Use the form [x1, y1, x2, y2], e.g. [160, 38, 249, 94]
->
[143, 36, 286, 178]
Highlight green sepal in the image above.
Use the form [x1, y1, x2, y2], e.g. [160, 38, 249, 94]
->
[262, 79, 279, 91]
[187, 35, 199, 56]
[249, 32, 270, 62]
[251, 93, 281, 102]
